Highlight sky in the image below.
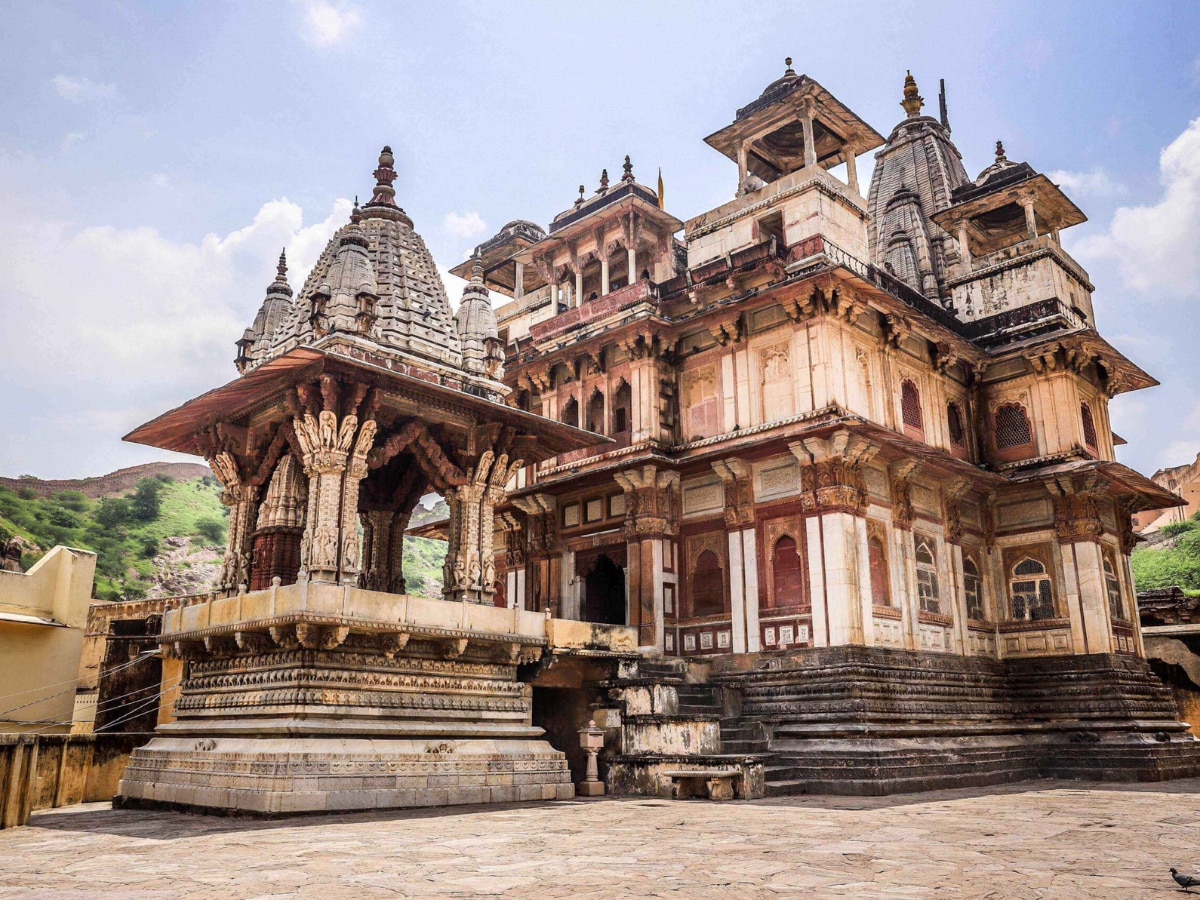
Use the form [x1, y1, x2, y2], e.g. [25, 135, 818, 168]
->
[0, 0, 1198, 479]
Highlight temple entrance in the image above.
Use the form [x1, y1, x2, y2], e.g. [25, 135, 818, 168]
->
[584, 554, 626, 625]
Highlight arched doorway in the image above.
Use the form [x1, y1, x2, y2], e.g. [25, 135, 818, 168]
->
[584, 555, 626, 625]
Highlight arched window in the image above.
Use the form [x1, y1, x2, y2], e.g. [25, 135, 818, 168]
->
[1103, 551, 1125, 621]
[901, 380, 924, 440]
[869, 535, 891, 607]
[915, 539, 941, 614]
[586, 391, 605, 434]
[770, 535, 804, 610]
[612, 381, 632, 436]
[1081, 403, 1098, 454]
[994, 403, 1035, 461]
[947, 401, 967, 450]
[1010, 557, 1055, 621]
[691, 549, 725, 617]
[561, 396, 579, 428]
[963, 555, 985, 621]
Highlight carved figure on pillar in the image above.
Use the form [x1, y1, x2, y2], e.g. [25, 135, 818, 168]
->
[292, 377, 377, 584]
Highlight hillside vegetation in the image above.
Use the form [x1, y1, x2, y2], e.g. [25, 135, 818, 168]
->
[1131, 515, 1200, 596]
[0, 473, 228, 600]
[0, 467, 448, 601]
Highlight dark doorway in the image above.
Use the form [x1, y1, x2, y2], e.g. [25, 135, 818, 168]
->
[584, 555, 626, 625]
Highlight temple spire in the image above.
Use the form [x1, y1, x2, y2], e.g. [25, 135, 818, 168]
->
[274, 248, 288, 286]
[901, 70, 924, 118]
[621, 155, 634, 182]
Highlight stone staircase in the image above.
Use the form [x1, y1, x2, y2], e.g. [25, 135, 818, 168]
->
[602, 657, 766, 798]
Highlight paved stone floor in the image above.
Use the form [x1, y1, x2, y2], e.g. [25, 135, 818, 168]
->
[2, 780, 1199, 898]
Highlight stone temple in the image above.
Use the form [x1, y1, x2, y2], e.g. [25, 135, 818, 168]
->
[117, 64, 1200, 813]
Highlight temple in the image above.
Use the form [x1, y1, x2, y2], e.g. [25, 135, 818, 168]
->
[116, 64, 1200, 812]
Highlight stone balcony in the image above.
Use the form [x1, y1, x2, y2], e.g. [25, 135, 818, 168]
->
[527, 280, 659, 348]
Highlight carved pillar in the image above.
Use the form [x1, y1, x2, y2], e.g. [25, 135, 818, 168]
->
[292, 379, 377, 585]
[513, 494, 559, 616]
[207, 450, 259, 594]
[444, 449, 522, 603]
[789, 433, 878, 648]
[713, 458, 756, 654]
[360, 509, 403, 593]
[1051, 477, 1112, 654]
[801, 100, 817, 168]
[614, 465, 679, 648]
[250, 454, 307, 591]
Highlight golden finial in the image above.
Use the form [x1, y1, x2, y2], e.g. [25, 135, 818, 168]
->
[901, 70, 924, 118]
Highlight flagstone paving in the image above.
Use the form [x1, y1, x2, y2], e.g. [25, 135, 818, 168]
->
[2, 779, 1198, 898]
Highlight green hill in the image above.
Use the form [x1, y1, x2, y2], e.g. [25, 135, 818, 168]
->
[0, 467, 448, 601]
[1131, 516, 1200, 597]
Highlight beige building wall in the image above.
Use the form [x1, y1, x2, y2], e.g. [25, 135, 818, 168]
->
[0, 547, 96, 733]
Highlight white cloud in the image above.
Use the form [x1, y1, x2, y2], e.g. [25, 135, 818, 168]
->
[0, 188, 350, 475]
[1072, 118, 1200, 295]
[443, 210, 487, 240]
[1047, 167, 1125, 197]
[50, 75, 116, 103]
[298, 0, 362, 47]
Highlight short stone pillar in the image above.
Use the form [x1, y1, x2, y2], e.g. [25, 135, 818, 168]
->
[577, 719, 606, 797]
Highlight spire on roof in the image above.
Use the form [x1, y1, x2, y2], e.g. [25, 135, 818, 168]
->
[368, 146, 397, 207]
[575, 184, 585, 207]
[995, 140, 1007, 162]
[901, 70, 924, 118]
[621, 155, 634, 183]
[784, 57, 796, 77]
[938, 78, 951, 132]
[596, 168, 609, 194]
[274, 248, 288, 285]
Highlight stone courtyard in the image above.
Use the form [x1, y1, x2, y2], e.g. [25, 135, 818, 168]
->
[2, 780, 1199, 898]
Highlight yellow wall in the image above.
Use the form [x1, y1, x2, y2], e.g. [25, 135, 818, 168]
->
[0, 547, 96, 733]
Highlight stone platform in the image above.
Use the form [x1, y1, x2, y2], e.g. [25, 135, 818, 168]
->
[115, 581, 635, 816]
[707, 645, 1200, 796]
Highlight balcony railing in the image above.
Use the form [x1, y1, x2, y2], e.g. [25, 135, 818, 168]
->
[528, 280, 658, 345]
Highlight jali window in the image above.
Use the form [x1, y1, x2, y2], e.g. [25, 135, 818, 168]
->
[1103, 551, 1125, 621]
[915, 538, 941, 614]
[963, 555, 985, 621]
[1081, 402, 1098, 454]
[901, 379, 924, 440]
[994, 403, 1035, 462]
[1010, 557, 1056, 621]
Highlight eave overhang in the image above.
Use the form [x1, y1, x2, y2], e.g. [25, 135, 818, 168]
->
[124, 348, 609, 461]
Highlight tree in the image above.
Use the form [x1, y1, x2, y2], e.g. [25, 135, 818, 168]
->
[96, 497, 133, 529]
[130, 478, 164, 522]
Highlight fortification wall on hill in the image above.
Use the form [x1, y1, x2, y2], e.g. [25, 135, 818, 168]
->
[0, 462, 212, 499]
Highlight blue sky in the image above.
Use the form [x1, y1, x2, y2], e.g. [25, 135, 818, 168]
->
[1, 0, 1198, 478]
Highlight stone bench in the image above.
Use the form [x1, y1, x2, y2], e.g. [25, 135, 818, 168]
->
[664, 769, 740, 801]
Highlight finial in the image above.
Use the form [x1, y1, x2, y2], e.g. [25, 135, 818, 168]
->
[901, 70, 924, 118]
[275, 248, 288, 283]
[575, 184, 585, 206]
[938, 78, 951, 132]
[621, 155, 634, 182]
[785, 57, 796, 75]
[350, 196, 362, 225]
[470, 254, 484, 285]
[368, 145, 397, 207]
[995, 140, 1006, 161]
[597, 168, 609, 193]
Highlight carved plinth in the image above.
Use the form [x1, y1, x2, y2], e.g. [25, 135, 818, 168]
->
[116, 583, 573, 816]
